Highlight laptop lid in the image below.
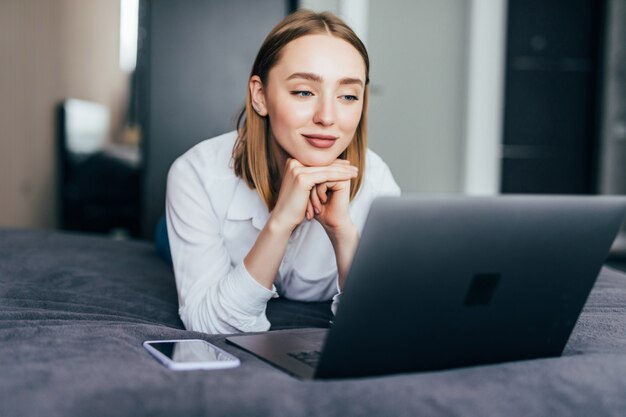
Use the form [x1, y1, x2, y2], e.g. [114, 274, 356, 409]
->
[314, 195, 626, 379]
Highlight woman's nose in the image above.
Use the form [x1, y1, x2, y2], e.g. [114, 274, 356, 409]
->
[312, 96, 335, 126]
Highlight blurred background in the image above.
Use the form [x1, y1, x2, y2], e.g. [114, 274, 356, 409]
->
[0, 0, 625, 263]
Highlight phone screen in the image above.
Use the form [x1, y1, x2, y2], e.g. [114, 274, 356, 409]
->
[148, 340, 235, 363]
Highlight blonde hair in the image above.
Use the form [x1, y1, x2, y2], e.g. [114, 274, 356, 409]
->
[231, 9, 370, 210]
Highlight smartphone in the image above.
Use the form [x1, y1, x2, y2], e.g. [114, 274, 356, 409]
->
[143, 339, 240, 371]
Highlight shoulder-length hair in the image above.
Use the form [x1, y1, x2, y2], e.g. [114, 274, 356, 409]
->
[231, 9, 370, 211]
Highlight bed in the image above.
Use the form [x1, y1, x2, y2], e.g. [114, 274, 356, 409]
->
[1, 228, 626, 416]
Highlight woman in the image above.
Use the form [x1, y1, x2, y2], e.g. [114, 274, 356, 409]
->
[166, 10, 400, 334]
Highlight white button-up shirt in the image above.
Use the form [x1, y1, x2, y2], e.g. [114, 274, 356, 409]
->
[166, 131, 400, 334]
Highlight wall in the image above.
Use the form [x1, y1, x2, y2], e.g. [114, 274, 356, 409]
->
[368, 0, 471, 193]
[599, 0, 626, 254]
[0, 0, 129, 229]
[463, 0, 507, 195]
[599, 0, 626, 195]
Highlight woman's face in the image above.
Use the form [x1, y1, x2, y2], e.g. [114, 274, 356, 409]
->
[252, 34, 366, 168]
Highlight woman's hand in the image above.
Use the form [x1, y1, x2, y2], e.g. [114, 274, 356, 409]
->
[306, 159, 360, 289]
[306, 159, 356, 233]
[270, 158, 358, 233]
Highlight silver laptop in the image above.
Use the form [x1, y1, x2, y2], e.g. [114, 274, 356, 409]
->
[227, 195, 626, 379]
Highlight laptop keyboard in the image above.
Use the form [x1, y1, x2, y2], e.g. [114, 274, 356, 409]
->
[287, 350, 322, 368]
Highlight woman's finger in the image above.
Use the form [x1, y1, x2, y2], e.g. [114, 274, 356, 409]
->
[316, 182, 328, 204]
[310, 186, 322, 214]
[296, 164, 357, 175]
[324, 181, 339, 190]
[297, 167, 358, 189]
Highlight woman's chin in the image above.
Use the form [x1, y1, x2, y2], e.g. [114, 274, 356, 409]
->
[298, 156, 339, 167]
[291, 150, 344, 167]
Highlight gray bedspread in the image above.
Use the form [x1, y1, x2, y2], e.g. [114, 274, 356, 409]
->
[1, 228, 626, 417]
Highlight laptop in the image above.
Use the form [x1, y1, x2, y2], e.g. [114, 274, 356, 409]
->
[226, 195, 626, 379]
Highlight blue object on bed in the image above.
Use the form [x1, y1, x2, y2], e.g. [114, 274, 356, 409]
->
[154, 215, 172, 267]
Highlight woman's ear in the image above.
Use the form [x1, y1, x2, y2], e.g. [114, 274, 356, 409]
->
[249, 75, 268, 117]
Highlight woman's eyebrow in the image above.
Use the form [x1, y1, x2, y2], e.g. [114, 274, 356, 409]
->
[286, 72, 322, 83]
[286, 72, 364, 87]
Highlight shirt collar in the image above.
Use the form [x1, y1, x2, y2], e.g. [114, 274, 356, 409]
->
[226, 178, 269, 231]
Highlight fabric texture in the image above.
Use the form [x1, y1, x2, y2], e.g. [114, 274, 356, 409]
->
[165, 130, 401, 334]
[2, 228, 626, 417]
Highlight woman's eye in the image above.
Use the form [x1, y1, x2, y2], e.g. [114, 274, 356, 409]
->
[341, 95, 358, 102]
[291, 91, 313, 97]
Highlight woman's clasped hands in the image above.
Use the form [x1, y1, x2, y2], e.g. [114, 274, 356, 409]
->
[271, 158, 358, 233]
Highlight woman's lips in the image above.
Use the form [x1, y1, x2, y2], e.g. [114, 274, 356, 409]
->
[302, 134, 337, 149]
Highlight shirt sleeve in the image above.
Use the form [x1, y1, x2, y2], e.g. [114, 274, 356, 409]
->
[165, 156, 276, 334]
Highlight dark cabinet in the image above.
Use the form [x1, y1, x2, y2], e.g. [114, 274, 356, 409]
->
[500, 0, 606, 193]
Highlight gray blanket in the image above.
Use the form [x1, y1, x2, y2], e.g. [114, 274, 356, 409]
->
[1, 228, 626, 417]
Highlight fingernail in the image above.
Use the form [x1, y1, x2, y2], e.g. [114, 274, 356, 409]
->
[314, 208, 320, 215]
